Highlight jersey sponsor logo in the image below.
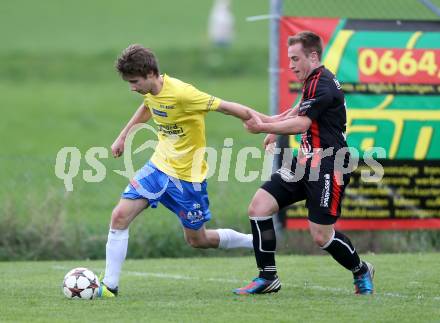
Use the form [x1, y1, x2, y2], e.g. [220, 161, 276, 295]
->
[298, 98, 315, 115]
[333, 77, 342, 90]
[320, 173, 331, 207]
[157, 123, 184, 136]
[152, 108, 168, 117]
[160, 104, 175, 109]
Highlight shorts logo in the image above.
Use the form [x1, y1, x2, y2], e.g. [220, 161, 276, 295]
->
[276, 167, 295, 181]
[179, 209, 204, 224]
[320, 173, 331, 207]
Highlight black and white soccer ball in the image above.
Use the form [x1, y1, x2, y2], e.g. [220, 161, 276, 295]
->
[62, 267, 100, 299]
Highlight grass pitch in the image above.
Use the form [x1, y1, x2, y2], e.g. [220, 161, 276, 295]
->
[1, 253, 440, 323]
[1, 0, 439, 259]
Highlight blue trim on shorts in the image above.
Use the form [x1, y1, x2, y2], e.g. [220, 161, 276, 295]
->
[121, 161, 211, 230]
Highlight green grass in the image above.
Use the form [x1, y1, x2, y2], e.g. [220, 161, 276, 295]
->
[1, 0, 440, 259]
[0, 0, 269, 53]
[0, 76, 268, 223]
[1, 253, 440, 322]
[0, 0, 270, 242]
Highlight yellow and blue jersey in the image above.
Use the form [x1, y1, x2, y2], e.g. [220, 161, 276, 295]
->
[144, 74, 220, 182]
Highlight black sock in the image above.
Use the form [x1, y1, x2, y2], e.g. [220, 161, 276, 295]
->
[250, 217, 277, 280]
[323, 231, 367, 276]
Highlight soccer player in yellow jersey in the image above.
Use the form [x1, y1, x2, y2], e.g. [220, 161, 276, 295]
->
[98, 44, 258, 297]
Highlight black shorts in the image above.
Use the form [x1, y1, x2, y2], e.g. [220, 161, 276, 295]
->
[261, 157, 350, 225]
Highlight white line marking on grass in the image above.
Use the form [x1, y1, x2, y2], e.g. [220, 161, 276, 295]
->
[52, 265, 439, 301]
[301, 283, 351, 295]
[123, 270, 440, 301]
[126, 270, 243, 283]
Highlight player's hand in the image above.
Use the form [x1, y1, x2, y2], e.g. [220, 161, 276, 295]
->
[111, 137, 125, 158]
[263, 134, 277, 153]
[244, 111, 263, 133]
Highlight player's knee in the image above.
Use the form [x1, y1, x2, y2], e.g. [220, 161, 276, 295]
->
[248, 203, 257, 217]
[310, 231, 329, 247]
[248, 200, 265, 217]
[111, 207, 130, 229]
[248, 196, 276, 218]
[185, 236, 206, 249]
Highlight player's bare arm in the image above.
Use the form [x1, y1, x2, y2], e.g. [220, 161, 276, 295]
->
[111, 104, 152, 158]
[245, 110, 311, 135]
[267, 103, 299, 122]
[280, 103, 299, 120]
[217, 100, 263, 121]
[256, 104, 300, 150]
[256, 103, 299, 123]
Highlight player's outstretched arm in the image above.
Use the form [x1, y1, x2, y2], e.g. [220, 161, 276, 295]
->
[255, 103, 299, 124]
[258, 104, 299, 150]
[245, 110, 311, 135]
[111, 103, 152, 158]
[275, 103, 300, 121]
[216, 100, 271, 121]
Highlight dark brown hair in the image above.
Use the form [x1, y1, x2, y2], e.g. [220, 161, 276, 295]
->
[115, 44, 159, 77]
[288, 31, 323, 60]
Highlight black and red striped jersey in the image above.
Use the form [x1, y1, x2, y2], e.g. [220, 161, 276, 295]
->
[297, 65, 348, 159]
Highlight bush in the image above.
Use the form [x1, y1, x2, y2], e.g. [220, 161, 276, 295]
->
[0, 47, 267, 83]
[0, 190, 103, 260]
[1, 189, 440, 260]
[0, 189, 251, 260]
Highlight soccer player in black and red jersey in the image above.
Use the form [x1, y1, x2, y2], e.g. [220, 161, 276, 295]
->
[234, 31, 374, 295]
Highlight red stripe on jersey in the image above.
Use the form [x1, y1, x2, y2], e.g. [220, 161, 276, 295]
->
[311, 70, 322, 98]
[302, 80, 307, 94]
[307, 74, 318, 98]
[308, 70, 323, 153]
[330, 171, 343, 216]
[310, 120, 320, 149]
[310, 121, 321, 168]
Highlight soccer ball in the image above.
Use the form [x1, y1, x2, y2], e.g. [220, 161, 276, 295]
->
[62, 267, 100, 299]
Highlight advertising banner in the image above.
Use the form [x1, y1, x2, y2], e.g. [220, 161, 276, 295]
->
[279, 17, 440, 230]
